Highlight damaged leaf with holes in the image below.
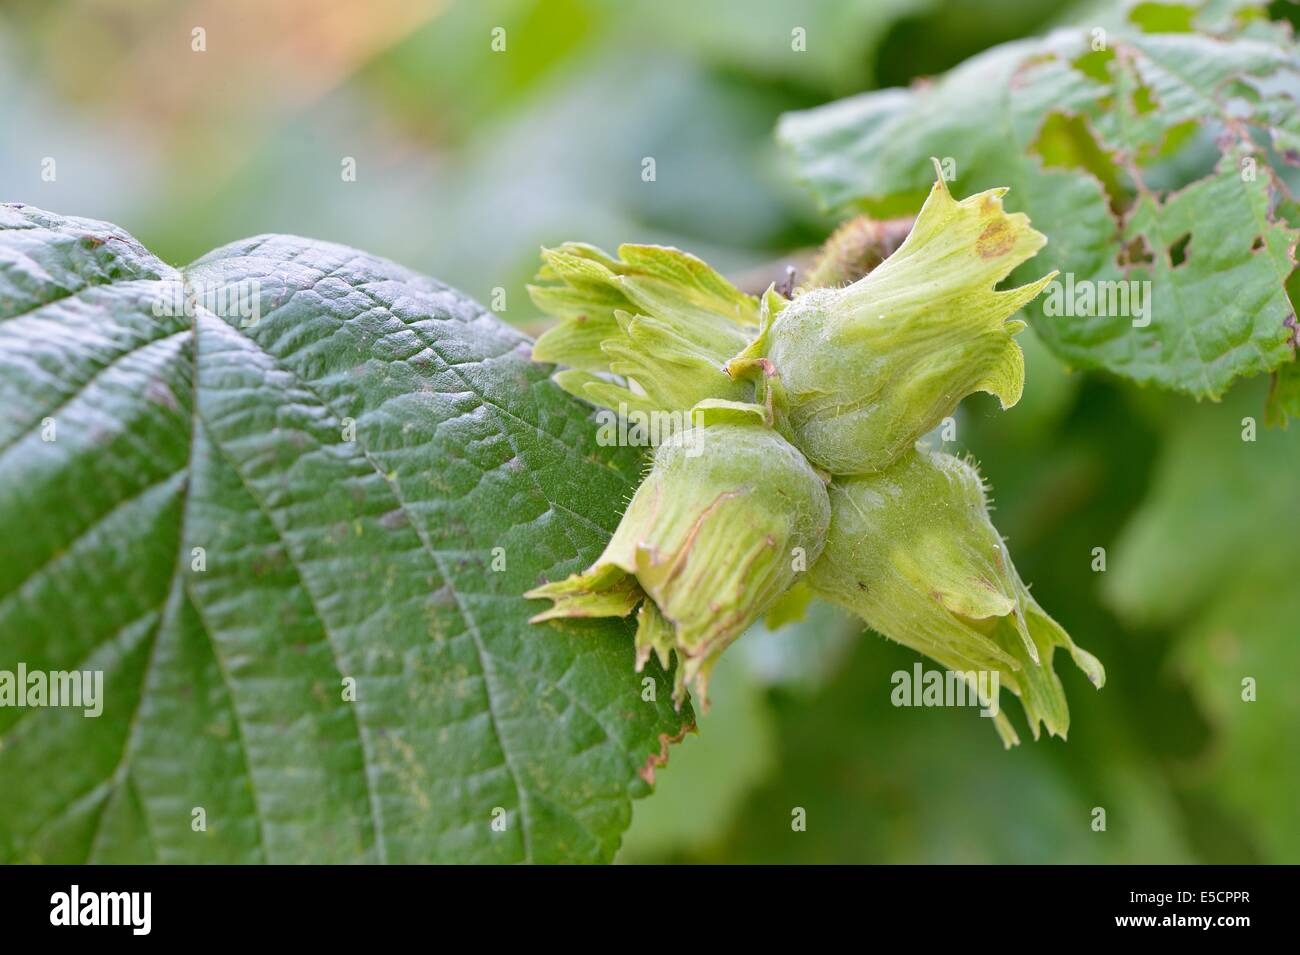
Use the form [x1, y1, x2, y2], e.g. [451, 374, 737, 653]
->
[778, 8, 1300, 413]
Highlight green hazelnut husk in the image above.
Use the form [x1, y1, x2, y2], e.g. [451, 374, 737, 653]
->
[529, 243, 758, 417]
[729, 164, 1054, 475]
[526, 420, 830, 707]
[808, 444, 1104, 745]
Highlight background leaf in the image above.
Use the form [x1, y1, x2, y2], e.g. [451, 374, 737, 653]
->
[672, 635, 1195, 864]
[1105, 383, 1300, 862]
[777, 6, 1300, 402]
[0, 204, 691, 863]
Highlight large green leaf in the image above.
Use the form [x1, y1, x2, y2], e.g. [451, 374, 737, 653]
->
[777, 4, 1300, 402]
[0, 204, 691, 863]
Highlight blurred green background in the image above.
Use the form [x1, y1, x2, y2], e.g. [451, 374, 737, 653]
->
[3, 0, 1296, 863]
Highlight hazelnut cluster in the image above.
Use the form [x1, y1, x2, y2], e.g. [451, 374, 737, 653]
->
[526, 169, 1103, 744]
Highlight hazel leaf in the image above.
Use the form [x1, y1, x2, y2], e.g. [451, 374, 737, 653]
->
[0, 204, 691, 864]
[778, 15, 1300, 405]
